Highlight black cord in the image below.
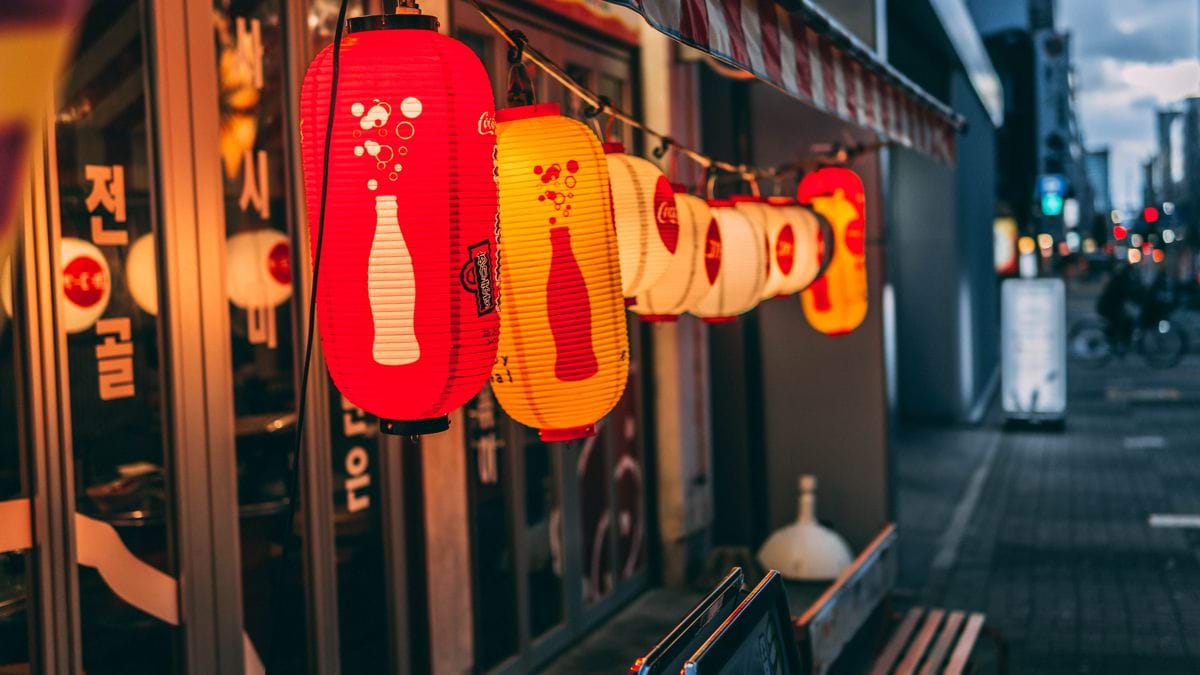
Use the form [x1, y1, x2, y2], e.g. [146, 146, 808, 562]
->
[266, 0, 349, 671]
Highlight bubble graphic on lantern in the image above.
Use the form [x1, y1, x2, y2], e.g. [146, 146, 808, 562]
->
[493, 103, 628, 442]
[300, 13, 499, 434]
[2, 237, 111, 334]
[631, 187, 718, 321]
[797, 167, 868, 336]
[686, 201, 767, 322]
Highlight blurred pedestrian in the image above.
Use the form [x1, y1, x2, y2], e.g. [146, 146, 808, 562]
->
[1097, 263, 1141, 350]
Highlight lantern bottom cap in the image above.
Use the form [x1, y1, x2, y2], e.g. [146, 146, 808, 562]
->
[639, 314, 679, 323]
[774, 294, 793, 299]
[624, 297, 637, 307]
[539, 425, 596, 442]
[703, 316, 738, 324]
[380, 415, 451, 436]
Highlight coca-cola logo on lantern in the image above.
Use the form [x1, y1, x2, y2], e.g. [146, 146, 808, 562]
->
[460, 239, 496, 316]
[776, 224, 795, 275]
[652, 176, 679, 253]
[477, 111, 496, 135]
[64, 255, 107, 308]
[703, 218, 721, 284]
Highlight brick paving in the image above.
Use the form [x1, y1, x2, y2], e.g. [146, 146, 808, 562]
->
[899, 284, 1200, 674]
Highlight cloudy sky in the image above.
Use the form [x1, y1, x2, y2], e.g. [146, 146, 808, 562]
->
[1060, 0, 1200, 209]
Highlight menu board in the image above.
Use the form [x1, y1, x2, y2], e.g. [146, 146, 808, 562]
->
[1001, 278, 1067, 419]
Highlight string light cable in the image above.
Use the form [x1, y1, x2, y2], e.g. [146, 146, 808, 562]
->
[466, 0, 890, 181]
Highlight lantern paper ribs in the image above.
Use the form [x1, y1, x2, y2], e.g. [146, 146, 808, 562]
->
[493, 103, 628, 442]
[631, 188, 718, 321]
[686, 201, 766, 322]
[604, 144, 679, 299]
[299, 17, 499, 434]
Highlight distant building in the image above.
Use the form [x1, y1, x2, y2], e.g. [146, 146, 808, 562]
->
[968, 0, 1092, 239]
[1085, 148, 1111, 215]
[1148, 97, 1200, 239]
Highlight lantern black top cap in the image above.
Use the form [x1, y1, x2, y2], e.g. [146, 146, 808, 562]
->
[348, 2, 439, 32]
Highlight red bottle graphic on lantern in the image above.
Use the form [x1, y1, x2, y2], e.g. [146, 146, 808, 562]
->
[547, 226, 598, 381]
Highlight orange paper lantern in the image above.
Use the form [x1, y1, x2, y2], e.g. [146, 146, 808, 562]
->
[797, 167, 867, 335]
[687, 200, 767, 323]
[493, 103, 628, 441]
[299, 13, 499, 434]
[603, 143, 678, 300]
[631, 186, 720, 321]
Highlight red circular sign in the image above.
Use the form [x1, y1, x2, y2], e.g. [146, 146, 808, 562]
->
[63, 255, 106, 309]
[268, 242, 292, 285]
[703, 218, 721, 284]
[776, 224, 795, 275]
[653, 176, 680, 254]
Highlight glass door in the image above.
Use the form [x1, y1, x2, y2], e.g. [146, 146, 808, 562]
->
[455, 3, 653, 671]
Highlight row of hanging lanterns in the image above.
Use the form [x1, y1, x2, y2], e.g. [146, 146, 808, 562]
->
[298, 9, 868, 439]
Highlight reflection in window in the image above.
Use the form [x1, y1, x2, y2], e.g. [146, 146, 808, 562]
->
[213, 0, 304, 670]
[466, 386, 519, 670]
[54, 0, 177, 670]
[0, 254, 31, 669]
[525, 433, 564, 637]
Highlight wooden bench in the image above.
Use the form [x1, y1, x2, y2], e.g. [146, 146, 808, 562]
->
[792, 524, 1007, 675]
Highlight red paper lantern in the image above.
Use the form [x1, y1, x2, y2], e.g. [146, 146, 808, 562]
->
[299, 13, 499, 435]
[797, 167, 867, 336]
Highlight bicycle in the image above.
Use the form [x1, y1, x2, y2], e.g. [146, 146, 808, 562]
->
[1068, 314, 1188, 368]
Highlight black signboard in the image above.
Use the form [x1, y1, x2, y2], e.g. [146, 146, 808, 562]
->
[683, 571, 802, 675]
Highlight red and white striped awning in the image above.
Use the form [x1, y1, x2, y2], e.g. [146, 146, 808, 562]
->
[606, 0, 962, 163]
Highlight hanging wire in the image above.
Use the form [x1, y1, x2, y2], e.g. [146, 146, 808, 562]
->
[465, 0, 885, 181]
[267, 0, 349, 671]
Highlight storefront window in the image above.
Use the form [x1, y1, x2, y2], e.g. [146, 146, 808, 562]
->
[55, 0, 177, 670]
[0, 256, 31, 669]
[524, 432, 564, 637]
[213, 0, 305, 668]
[466, 385, 520, 670]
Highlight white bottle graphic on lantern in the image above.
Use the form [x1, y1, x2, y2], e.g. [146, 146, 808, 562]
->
[369, 195, 419, 365]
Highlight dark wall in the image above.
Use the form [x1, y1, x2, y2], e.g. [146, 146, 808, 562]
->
[886, 0, 999, 423]
[707, 77, 891, 553]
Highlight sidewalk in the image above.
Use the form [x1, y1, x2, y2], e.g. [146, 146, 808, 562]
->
[895, 292, 1200, 674]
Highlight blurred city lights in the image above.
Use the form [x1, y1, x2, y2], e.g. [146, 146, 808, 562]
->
[1163, 202, 1175, 216]
[1037, 233, 1053, 250]
[1110, 209, 1122, 224]
[1057, 242, 1070, 256]
[1128, 248, 1143, 264]
[1066, 231, 1081, 251]
[1143, 207, 1159, 224]
[1162, 229, 1176, 244]
[1083, 238, 1097, 253]
[1130, 233, 1143, 247]
[1018, 236, 1036, 255]
[1152, 249, 1165, 264]
[1113, 224, 1128, 240]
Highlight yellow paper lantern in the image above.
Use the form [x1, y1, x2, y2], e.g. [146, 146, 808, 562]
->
[687, 200, 767, 322]
[603, 143, 678, 300]
[493, 103, 629, 441]
[798, 167, 868, 336]
[631, 186, 720, 321]
[763, 197, 822, 297]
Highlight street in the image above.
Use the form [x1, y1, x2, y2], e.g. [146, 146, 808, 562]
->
[897, 279, 1200, 674]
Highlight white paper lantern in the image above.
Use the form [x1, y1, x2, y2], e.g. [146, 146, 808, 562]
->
[631, 187, 720, 321]
[763, 197, 822, 297]
[604, 143, 679, 300]
[125, 233, 158, 316]
[226, 229, 293, 309]
[686, 201, 767, 322]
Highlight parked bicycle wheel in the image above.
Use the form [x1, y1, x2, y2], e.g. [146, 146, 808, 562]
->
[1139, 320, 1187, 369]
[1068, 318, 1112, 368]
